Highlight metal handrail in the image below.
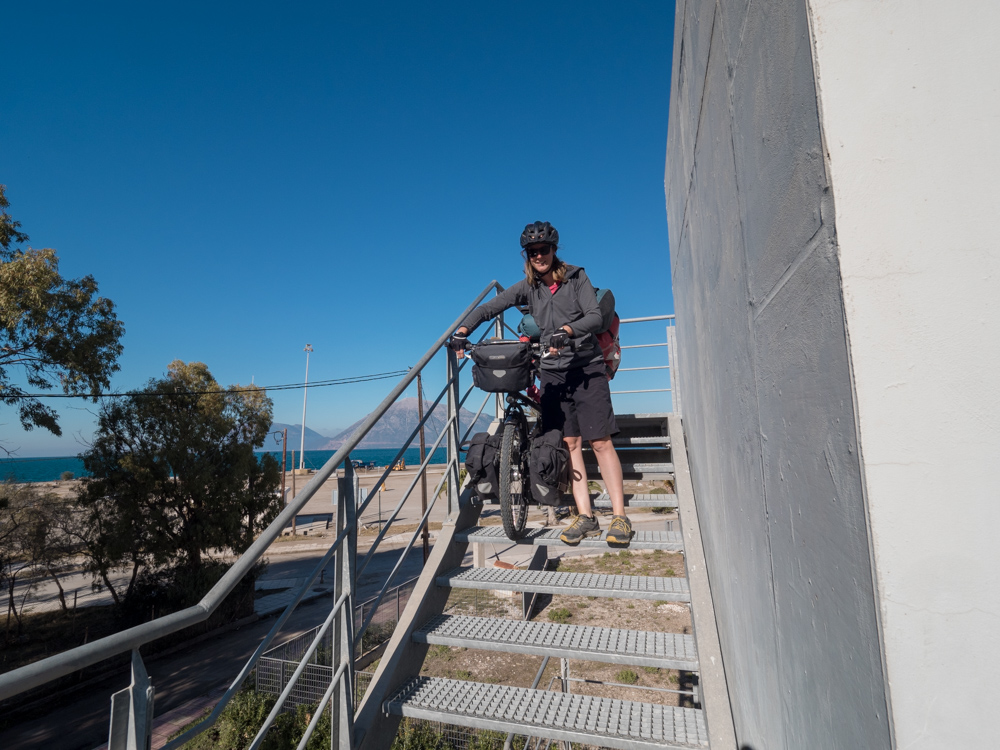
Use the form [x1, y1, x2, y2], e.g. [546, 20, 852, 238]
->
[354, 455, 455, 648]
[354, 414, 455, 582]
[163, 522, 353, 749]
[247, 586, 352, 750]
[0, 279, 503, 702]
[610, 313, 677, 397]
[619, 314, 675, 323]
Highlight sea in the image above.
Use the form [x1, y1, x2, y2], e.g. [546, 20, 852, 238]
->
[0, 447, 448, 484]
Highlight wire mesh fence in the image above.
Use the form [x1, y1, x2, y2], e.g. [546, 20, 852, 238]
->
[257, 575, 419, 710]
[356, 574, 418, 656]
[443, 582, 526, 620]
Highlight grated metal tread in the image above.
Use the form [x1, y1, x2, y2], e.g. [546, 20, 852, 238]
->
[591, 492, 678, 508]
[414, 614, 698, 670]
[438, 567, 690, 602]
[585, 461, 675, 475]
[612, 412, 672, 422]
[612, 435, 671, 446]
[385, 677, 709, 750]
[482, 492, 678, 508]
[455, 526, 683, 551]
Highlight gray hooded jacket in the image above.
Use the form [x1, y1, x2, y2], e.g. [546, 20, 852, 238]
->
[459, 264, 604, 372]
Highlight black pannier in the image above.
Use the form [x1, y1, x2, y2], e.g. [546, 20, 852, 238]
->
[464, 431, 502, 501]
[470, 339, 532, 393]
[528, 428, 569, 506]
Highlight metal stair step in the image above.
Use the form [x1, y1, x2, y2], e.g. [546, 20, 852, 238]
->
[585, 462, 675, 476]
[385, 677, 709, 750]
[438, 567, 690, 602]
[481, 493, 678, 508]
[456, 526, 683, 551]
[611, 435, 671, 446]
[591, 492, 678, 509]
[414, 614, 698, 671]
[611, 412, 672, 425]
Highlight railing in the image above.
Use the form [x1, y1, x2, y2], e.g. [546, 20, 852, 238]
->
[610, 314, 681, 412]
[0, 280, 511, 750]
[0, 284, 680, 749]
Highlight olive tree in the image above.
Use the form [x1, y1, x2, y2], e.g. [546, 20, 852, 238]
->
[0, 184, 124, 442]
[77, 361, 281, 605]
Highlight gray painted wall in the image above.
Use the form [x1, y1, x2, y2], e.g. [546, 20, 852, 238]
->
[665, 2, 892, 748]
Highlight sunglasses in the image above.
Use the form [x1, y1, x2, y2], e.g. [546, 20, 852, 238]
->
[526, 246, 553, 258]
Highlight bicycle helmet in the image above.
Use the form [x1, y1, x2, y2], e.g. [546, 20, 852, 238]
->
[520, 221, 559, 248]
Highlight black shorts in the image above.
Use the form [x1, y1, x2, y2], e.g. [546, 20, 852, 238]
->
[539, 360, 619, 441]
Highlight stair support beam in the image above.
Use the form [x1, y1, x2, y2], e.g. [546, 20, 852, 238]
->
[353, 489, 481, 750]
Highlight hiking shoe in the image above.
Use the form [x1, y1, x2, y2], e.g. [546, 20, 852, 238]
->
[606, 515, 634, 545]
[559, 514, 601, 545]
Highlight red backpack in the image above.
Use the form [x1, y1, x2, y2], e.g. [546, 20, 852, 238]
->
[595, 288, 621, 380]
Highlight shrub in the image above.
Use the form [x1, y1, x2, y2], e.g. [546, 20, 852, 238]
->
[60, 471, 74, 481]
[177, 690, 332, 750]
[615, 669, 639, 685]
[547, 607, 572, 624]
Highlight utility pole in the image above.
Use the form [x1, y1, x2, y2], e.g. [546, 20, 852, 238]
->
[299, 344, 313, 470]
[280, 428, 288, 509]
[291, 449, 297, 535]
[417, 371, 429, 562]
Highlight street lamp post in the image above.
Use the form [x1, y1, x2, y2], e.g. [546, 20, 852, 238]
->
[299, 344, 313, 471]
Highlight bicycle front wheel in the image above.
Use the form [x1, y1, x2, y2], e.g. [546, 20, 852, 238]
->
[498, 419, 529, 540]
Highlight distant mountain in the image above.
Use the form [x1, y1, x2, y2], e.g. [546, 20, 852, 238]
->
[265, 423, 333, 452]
[323, 397, 495, 450]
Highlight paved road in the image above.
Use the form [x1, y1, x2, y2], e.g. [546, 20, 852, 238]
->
[0, 540, 430, 750]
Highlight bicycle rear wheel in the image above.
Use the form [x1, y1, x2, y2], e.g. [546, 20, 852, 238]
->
[498, 419, 529, 540]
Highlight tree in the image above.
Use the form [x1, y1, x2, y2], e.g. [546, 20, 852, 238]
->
[76, 361, 281, 605]
[0, 184, 124, 440]
[0, 480, 76, 640]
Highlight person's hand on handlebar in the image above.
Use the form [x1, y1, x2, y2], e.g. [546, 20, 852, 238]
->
[449, 328, 470, 358]
[548, 326, 573, 356]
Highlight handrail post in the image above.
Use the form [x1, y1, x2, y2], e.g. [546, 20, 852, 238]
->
[107, 649, 154, 750]
[446, 347, 462, 518]
[332, 462, 356, 747]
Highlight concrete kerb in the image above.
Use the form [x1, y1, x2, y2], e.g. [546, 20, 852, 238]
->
[669, 414, 737, 749]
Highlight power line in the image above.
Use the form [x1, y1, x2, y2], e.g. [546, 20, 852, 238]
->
[10, 369, 411, 400]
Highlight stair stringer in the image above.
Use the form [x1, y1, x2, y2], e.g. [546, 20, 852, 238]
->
[669, 414, 737, 748]
[354, 487, 482, 750]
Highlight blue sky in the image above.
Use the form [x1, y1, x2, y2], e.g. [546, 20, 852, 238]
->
[2, 1, 677, 457]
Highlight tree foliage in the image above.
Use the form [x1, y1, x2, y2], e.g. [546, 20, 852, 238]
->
[77, 361, 281, 605]
[0, 184, 124, 438]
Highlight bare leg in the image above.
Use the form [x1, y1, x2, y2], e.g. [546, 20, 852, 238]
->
[590, 436, 626, 517]
[564, 436, 594, 517]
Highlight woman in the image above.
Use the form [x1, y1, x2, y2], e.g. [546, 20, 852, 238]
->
[449, 221, 632, 545]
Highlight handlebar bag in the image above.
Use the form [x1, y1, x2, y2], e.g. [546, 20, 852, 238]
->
[470, 340, 533, 393]
[528, 428, 569, 506]
[464, 431, 502, 501]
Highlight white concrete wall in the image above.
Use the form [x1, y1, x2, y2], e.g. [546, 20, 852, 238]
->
[808, 2, 1000, 747]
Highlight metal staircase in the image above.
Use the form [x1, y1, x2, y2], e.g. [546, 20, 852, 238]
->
[366, 413, 719, 750]
[0, 282, 734, 750]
